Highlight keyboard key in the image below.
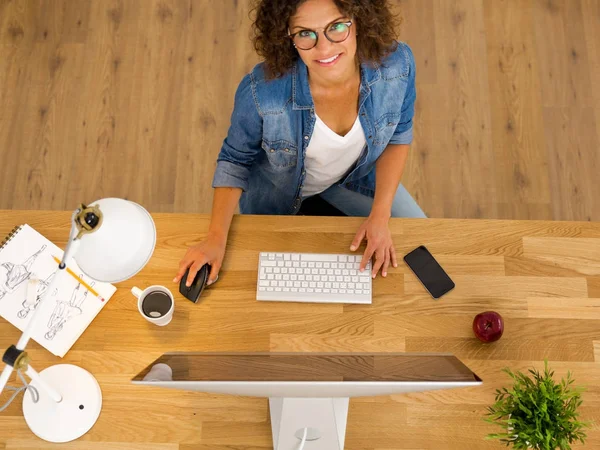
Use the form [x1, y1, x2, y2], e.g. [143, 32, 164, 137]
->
[268, 254, 275, 260]
[284, 254, 290, 260]
[262, 260, 276, 267]
[302, 254, 338, 262]
[339, 255, 347, 262]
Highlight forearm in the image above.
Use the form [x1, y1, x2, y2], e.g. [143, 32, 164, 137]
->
[372, 144, 410, 218]
[207, 187, 243, 241]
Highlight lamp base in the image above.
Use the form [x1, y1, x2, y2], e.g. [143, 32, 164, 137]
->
[22, 364, 102, 443]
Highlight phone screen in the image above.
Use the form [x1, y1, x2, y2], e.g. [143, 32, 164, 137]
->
[403, 246, 455, 299]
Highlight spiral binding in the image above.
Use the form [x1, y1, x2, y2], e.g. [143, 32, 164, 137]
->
[0, 225, 23, 250]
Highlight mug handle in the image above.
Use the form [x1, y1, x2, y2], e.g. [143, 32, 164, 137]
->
[131, 287, 143, 298]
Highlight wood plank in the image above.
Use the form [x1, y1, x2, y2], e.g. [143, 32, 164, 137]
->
[484, 0, 551, 219]
[528, 298, 600, 319]
[582, 0, 600, 108]
[523, 237, 600, 275]
[542, 106, 600, 221]
[429, 0, 497, 219]
[405, 274, 588, 298]
[589, 276, 600, 297]
[533, 0, 593, 107]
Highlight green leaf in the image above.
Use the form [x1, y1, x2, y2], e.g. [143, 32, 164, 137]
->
[483, 361, 593, 449]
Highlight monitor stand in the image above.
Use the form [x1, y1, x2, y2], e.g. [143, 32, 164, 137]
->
[269, 398, 349, 450]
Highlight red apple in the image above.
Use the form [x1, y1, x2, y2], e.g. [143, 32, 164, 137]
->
[473, 311, 504, 343]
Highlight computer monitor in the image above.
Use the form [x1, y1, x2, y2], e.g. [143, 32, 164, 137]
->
[132, 352, 482, 450]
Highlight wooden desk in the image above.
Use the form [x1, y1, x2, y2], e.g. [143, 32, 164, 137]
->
[1, 211, 599, 449]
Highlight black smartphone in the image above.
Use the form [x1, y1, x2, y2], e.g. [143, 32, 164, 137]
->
[403, 246, 455, 299]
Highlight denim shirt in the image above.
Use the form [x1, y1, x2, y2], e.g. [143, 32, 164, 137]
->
[212, 41, 416, 215]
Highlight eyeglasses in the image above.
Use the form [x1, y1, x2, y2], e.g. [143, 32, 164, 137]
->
[288, 20, 353, 51]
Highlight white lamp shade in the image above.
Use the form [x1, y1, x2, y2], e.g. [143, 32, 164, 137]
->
[74, 198, 157, 283]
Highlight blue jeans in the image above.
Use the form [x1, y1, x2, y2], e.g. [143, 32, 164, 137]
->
[317, 183, 427, 218]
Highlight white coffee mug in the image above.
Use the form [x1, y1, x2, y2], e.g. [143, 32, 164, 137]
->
[132, 285, 174, 326]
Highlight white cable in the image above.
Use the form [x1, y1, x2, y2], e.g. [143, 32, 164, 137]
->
[298, 427, 308, 450]
[0, 370, 39, 413]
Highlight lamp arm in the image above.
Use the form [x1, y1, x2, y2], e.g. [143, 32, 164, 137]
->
[0, 214, 81, 396]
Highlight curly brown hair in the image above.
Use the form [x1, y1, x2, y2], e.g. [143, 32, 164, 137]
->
[250, 0, 401, 79]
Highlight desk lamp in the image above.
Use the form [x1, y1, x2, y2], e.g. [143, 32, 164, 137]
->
[0, 198, 156, 443]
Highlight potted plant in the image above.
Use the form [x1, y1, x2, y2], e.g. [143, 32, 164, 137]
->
[484, 360, 591, 449]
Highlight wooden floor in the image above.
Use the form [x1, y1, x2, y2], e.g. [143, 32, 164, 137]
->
[0, 0, 599, 219]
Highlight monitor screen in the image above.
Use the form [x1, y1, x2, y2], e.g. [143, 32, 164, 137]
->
[132, 352, 481, 383]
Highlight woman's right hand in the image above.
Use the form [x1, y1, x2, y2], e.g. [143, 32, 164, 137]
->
[173, 234, 227, 287]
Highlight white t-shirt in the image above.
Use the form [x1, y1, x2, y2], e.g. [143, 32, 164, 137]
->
[302, 114, 367, 197]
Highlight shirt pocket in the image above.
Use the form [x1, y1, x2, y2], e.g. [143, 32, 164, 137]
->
[261, 139, 298, 170]
[373, 113, 401, 145]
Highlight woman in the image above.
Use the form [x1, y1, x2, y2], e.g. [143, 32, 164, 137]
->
[174, 0, 426, 288]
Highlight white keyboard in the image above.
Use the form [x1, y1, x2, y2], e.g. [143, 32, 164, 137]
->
[256, 252, 372, 304]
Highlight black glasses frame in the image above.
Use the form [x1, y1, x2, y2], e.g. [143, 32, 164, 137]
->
[288, 20, 354, 50]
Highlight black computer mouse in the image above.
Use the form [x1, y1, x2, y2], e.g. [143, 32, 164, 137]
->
[179, 264, 210, 303]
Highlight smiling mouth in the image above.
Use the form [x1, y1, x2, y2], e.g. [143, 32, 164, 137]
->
[316, 53, 341, 63]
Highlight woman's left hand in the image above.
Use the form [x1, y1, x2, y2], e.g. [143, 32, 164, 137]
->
[350, 214, 398, 278]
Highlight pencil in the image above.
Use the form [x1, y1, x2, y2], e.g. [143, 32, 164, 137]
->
[51, 255, 100, 298]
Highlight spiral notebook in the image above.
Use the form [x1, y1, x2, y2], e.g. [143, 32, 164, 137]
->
[0, 224, 117, 357]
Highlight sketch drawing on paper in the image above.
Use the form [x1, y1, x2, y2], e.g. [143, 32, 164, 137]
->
[0, 245, 47, 301]
[45, 275, 95, 341]
[17, 272, 56, 319]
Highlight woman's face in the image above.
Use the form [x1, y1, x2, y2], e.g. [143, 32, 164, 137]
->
[288, 0, 358, 81]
